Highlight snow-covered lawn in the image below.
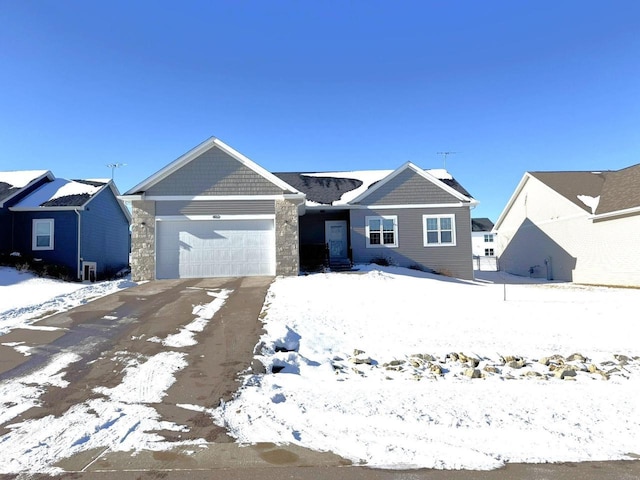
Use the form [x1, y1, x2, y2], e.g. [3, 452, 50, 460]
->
[213, 266, 640, 470]
[0, 266, 135, 335]
[1, 265, 639, 472]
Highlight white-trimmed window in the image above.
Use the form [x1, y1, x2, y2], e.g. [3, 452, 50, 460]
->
[423, 214, 456, 246]
[484, 234, 494, 243]
[33, 219, 54, 250]
[365, 215, 398, 248]
[485, 248, 495, 256]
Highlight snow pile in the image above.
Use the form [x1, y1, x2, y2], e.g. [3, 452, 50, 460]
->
[213, 267, 640, 470]
[0, 266, 135, 335]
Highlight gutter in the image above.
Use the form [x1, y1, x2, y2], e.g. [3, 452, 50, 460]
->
[75, 209, 82, 280]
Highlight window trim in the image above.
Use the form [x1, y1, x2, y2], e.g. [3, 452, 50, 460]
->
[484, 234, 494, 243]
[484, 248, 495, 256]
[365, 215, 398, 248]
[32, 218, 55, 251]
[422, 214, 457, 247]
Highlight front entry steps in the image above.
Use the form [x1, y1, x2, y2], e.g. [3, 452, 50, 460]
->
[328, 258, 354, 272]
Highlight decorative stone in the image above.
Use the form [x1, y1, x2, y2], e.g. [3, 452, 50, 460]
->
[567, 353, 587, 362]
[350, 356, 373, 365]
[483, 365, 501, 374]
[523, 371, 543, 378]
[428, 363, 443, 375]
[507, 360, 526, 369]
[614, 354, 631, 365]
[538, 357, 550, 366]
[554, 368, 577, 379]
[353, 349, 366, 356]
[464, 368, 481, 378]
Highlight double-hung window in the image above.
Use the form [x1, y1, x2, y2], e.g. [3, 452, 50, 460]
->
[32, 219, 54, 250]
[484, 234, 494, 243]
[365, 215, 398, 248]
[423, 214, 456, 246]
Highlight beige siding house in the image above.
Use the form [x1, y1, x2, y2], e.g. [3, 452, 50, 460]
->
[494, 164, 640, 287]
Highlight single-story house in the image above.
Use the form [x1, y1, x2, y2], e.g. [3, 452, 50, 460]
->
[0, 170, 131, 281]
[122, 136, 478, 281]
[493, 163, 640, 287]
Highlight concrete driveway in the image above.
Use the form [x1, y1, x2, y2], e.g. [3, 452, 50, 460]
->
[1, 277, 639, 479]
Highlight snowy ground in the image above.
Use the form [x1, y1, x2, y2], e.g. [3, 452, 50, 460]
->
[212, 266, 640, 470]
[0, 266, 135, 335]
[1, 265, 639, 472]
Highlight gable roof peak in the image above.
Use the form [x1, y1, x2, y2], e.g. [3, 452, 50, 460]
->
[123, 136, 302, 196]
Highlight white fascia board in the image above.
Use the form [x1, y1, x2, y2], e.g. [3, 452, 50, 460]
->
[123, 136, 303, 196]
[10, 205, 86, 212]
[144, 195, 289, 201]
[353, 202, 470, 210]
[156, 214, 275, 221]
[306, 202, 471, 210]
[118, 194, 144, 201]
[493, 173, 531, 231]
[590, 205, 640, 221]
[349, 162, 472, 204]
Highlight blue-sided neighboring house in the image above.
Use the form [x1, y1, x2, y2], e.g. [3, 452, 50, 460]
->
[0, 170, 131, 281]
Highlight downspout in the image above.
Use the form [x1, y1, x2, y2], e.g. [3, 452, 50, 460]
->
[75, 209, 82, 280]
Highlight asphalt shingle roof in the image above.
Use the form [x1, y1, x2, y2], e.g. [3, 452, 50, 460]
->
[530, 163, 640, 216]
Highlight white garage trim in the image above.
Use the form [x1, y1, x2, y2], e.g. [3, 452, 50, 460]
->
[156, 218, 276, 279]
[157, 214, 275, 221]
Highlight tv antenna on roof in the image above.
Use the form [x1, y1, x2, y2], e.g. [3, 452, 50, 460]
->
[436, 151, 456, 170]
[106, 163, 127, 180]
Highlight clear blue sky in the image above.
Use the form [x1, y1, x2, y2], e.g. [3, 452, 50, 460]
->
[1, 1, 639, 222]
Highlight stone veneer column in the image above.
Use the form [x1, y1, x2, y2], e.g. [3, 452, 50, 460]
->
[130, 200, 156, 282]
[275, 199, 300, 276]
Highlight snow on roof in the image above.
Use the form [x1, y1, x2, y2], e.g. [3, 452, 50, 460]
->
[303, 170, 393, 205]
[303, 168, 456, 205]
[577, 194, 600, 214]
[12, 178, 105, 209]
[0, 170, 49, 189]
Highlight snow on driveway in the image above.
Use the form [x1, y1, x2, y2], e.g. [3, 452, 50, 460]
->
[0, 269, 233, 474]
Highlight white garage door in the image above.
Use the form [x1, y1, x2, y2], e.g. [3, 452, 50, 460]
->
[156, 219, 275, 279]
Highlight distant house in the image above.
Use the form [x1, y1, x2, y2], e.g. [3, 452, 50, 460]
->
[0, 170, 131, 281]
[470, 218, 497, 271]
[122, 136, 478, 281]
[493, 164, 640, 287]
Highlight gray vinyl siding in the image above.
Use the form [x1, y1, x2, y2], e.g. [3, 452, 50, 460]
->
[350, 206, 474, 280]
[146, 146, 285, 196]
[357, 169, 460, 205]
[156, 200, 276, 216]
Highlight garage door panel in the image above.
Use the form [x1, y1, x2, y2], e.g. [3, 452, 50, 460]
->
[157, 219, 275, 279]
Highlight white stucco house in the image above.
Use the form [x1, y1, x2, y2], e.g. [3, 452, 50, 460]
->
[493, 163, 640, 287]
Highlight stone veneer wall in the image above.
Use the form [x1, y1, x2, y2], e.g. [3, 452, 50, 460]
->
[275, 199, 300, 276]
[130, 200, 156, 281]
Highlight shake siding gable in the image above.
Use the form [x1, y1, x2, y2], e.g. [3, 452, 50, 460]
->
[356, 169, 461, 205]
[145, 147, 285, 196]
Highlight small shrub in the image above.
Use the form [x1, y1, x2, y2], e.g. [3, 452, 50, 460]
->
[370, 256, 392, 267]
